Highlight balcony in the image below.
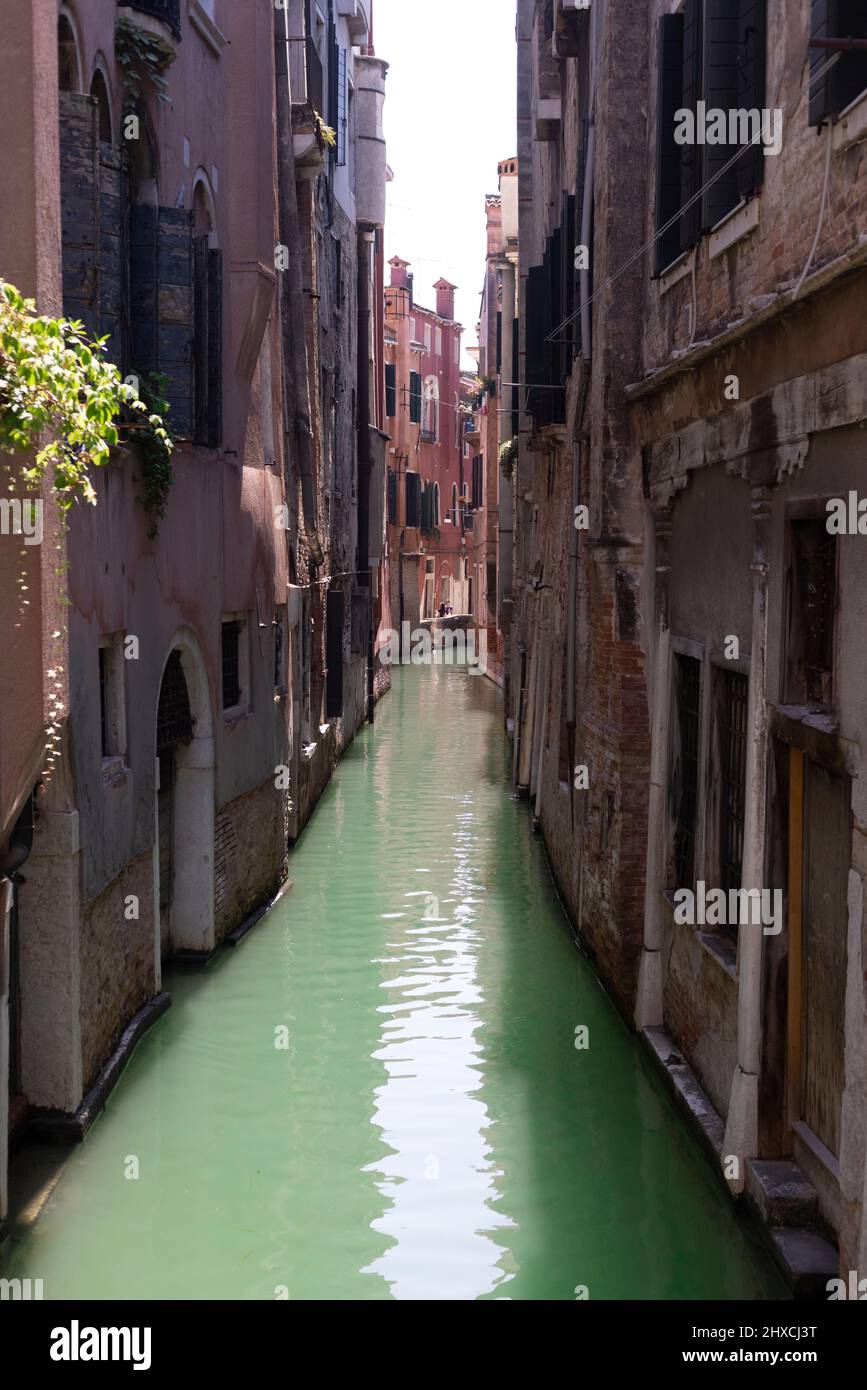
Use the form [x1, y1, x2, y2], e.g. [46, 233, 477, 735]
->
[118, 1, 181, 42]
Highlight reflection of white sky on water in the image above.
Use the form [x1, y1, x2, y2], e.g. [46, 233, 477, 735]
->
[363, 808, 515, 1300]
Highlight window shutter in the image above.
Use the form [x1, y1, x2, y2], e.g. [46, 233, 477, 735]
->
[130, 206, 194, 439]
[561, 191, 576, 369]
[194, 235, 209, 444]
[701, 0, 741, 230]
[680, 0, 704, 254]
[655, 14, 685, 272]
[59, 92, 100, 337]
[421, 481, 432, 533]
[157, 209, 194, 439]
[325, 588, 344, 719]
[336, 46, 348, 167]
[409, 371, 422, 424]
[385, 362, 396, 417]
[811, 1, 867, 125]
[98, 141, 126, 369]
[405, 471, 420, 527]
[735, 0, 768, 200]
[207, 247, 223, 446]
[387, 467, 397, 523]
[548, 227, 565, 424]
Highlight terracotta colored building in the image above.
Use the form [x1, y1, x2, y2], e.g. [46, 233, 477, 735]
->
[383, 259, 466, 637]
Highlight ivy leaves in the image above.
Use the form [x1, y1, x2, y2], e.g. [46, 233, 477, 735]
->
[115, 16, 173, 110]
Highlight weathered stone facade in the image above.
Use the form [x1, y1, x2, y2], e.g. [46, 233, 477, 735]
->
[510, 0, 867, 1287]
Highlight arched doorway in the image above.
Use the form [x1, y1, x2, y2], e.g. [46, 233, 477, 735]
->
[58, 14, 81, 93]
[155, 633, 215, 960]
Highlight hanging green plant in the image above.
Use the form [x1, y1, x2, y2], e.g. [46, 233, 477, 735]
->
[126, 373, 175, 538]
[0, 279, 155, 508]
[499, 436, 518, 479]
[115, 16, 174, 111]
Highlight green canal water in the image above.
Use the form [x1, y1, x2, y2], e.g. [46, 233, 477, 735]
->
[4, 666, 786, 1300]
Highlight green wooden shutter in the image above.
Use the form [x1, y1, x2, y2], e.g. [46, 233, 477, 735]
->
[59, 92, 99, 337]
[409, 371, 422, 423]
[385, 362, 396, 417]
[701, 0, 741, 231]
[655, 14, 685, 273]
[736, 0, 768, 200]
[680, 0, 704, 254]
[207, 248, 222, 446]
[387, 468, 397, 523]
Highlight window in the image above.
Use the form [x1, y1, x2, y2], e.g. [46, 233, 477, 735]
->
[422, 375, 439, 442]
[785, 518, 837, 707]
[193, 197, 223, 446]
[671, 654, 701, 887]
[405, 471, 421, 527]
[409, 371, 422, 424]
[433, 483, 440, 527]
[718, 668, 749, 902]
[810, 1, 867, 125]
[98, 634, 126, 760]
[385, 362, 396, 417]
[221, 615, 248, 713]
[655, 1, 768, 274]
[451, 483, 458, 524]
[274, 606, 287, 693]
[58, 16, 79, 92]
[387, 467, 398, 524]
[424, 323, 432, 353]
[471, 454, 484, 510]
[435, 326, 442, 356]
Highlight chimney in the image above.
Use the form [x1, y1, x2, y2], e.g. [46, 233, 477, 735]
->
[485, 195, 503, 257]
[389, 255, 410, 289]
[434, 277, 457, 321]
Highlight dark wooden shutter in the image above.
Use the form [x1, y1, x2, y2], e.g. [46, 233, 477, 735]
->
[98, 142, 126, 368]
[736, 0, 768, 200]
[655, 14, 685, 272]
[59, 92, 99, 337]
[207, 247, 222, 446]
[194, 235, 209, 443]
[701, 0, 741, 230]
[385, 362, 396, 417]
[405, 471, 420, 527]
[129, 206, 194, 438]
[387, 467, 397, 523]
[421, 481, 432, 533]
[561, 191, 576, 369]
[680, 0, 704, 253]
[325, 588, 344, 719]
[409, 371, 422, 424]
[810, 0, 834, 126]
[472, 455, 483, 510]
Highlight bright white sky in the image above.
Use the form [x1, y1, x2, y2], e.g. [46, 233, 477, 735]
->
[373, 0, 517, 367]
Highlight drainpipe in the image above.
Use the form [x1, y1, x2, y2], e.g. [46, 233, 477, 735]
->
[275, 4, 324, 567]
[723, 484, 772, 1192]
[357, 227, 376, 723]
[635, 506, 673, 1030]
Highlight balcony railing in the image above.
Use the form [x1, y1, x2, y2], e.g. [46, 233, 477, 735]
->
[119, 1, 181, 41]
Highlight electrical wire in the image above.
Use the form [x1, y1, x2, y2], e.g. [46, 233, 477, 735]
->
[543, 51, 842, 345]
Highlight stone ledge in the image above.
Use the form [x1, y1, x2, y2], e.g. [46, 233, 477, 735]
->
[642, 1025, 726, 1165]
[27, 992, 171, 1144]
[225, 879, 294, 947]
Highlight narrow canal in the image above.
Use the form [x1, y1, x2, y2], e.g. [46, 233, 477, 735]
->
[5, 667, 785, 1300]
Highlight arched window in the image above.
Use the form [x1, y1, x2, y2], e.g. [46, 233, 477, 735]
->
[58, 15, 80, 92]
[90, 69, 112, 143]
[451, 483, 458, 523]
[433, 483, 440, 527]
